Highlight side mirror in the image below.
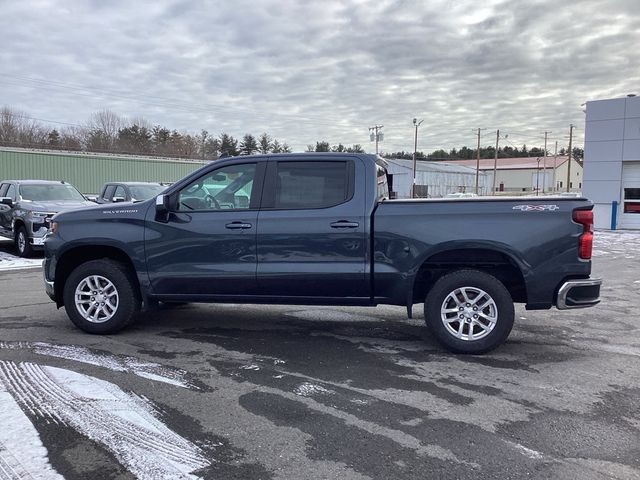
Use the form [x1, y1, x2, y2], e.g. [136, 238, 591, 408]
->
[113, 196, 126, 203]
[0, 197, 13, 208]
[155, 194, 173, 223]
[155, 194, 171, 213]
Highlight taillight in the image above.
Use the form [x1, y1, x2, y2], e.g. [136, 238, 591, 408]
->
[572, 209, 593, 260]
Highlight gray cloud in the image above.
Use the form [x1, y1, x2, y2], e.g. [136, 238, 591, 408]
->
[1, 0, 638, 152]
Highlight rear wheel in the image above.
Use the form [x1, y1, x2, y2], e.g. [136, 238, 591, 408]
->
[424, 269, 514, 354]
[14, 226, 34, 258]
[63, 259, 140, 334]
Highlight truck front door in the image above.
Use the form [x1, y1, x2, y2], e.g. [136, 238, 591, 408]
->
[256, 158, 368, 299]
[145, 162, 265, 296]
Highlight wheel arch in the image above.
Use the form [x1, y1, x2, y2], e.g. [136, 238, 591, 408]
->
[54, 244, 141, 306]
[411, 243, 529, 306]
[12, 218, 25, 234]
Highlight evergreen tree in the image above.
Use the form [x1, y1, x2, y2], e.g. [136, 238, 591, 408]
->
[315, 141, 330, 152]
[47, 129, 60, 147]
[219, 133, 239, 157]
[258, 133, 272, 154]
[239, 133, 258, 155]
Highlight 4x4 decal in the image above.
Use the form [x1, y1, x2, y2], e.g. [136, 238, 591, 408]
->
[512, 204, 560, 212]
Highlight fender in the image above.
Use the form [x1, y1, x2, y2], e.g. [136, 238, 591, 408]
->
[408, 239, 532, 307]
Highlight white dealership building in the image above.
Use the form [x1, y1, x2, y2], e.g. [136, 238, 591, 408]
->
[583, 95, 640, 229]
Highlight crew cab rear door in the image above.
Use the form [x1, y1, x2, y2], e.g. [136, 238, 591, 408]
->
[145, 161, 265, 296]
[256, 157, 368, 299]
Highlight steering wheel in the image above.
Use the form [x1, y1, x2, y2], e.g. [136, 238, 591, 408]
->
[204, 194, 221, 209]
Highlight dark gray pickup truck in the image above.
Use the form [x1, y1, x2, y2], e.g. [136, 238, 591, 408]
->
[43, 153, 601, 353]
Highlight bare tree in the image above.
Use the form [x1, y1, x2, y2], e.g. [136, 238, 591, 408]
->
[86, 109, 122, 151]
[0, 106, 47, 147]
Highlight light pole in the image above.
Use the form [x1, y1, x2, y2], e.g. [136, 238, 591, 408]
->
[412, 118, 423, 198]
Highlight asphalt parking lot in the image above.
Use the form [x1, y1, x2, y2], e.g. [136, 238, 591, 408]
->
[0, 232, 639, 480]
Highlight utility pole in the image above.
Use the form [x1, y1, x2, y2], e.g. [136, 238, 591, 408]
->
[492, 129, 499, 194]
[552, 141, 558, 192]
[475, 128, 482, 194]
[566, 124, 574, 192]
[369, 125, 384, 155]
[542, 131, 550, 193]
[412, 119, 424, 198]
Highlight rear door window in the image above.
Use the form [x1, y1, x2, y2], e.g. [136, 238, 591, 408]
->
[0, 184, 8, 197]
[272, 161, 351, 209]
[113, 185, 126, 201]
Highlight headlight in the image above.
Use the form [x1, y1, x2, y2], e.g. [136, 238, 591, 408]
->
[29, 211, 50, 218]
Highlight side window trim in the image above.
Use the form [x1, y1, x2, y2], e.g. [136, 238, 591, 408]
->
[261, 159, 355, 211]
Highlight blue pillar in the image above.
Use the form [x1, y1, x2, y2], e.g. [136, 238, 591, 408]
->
[611, 201, 618, 230]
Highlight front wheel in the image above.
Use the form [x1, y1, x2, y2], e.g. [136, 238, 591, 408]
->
[15, 226, 34, 258]
[424, 269, 514, 354]
[63, 259, 141, 334]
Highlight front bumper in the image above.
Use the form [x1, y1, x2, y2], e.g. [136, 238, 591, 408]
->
[556, 278, 602, 309]
[43, 256, 56, 301]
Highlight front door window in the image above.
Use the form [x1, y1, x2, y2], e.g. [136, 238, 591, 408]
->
[178, 164, 256, 211]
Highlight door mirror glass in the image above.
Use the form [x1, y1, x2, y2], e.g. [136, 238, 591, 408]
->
[155, 194, 171, 213]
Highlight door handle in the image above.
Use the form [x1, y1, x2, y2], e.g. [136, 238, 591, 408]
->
[330, 220, 359, 229]
[225, 222, 252, 230]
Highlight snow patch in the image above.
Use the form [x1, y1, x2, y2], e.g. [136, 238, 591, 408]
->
[0, 249, 43, 271]
[239, 364, 260, 371]
[509, 441, 543, 459]
[593, 231, 640, 259]
[0, 361, 210, 479]
[0, 342, 195, 389]
[293, 382, 334, 397]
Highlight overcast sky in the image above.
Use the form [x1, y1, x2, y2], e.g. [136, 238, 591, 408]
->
[1, 0, 639, 153]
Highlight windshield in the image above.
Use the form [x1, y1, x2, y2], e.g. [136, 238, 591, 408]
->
[19, 184, 85, 202]
[129, 184, 166, 201]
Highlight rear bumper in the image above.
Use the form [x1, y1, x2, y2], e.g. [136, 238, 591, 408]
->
[556, 278, 602, 310]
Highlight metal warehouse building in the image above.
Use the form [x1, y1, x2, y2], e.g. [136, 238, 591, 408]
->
[385, 158, 489, 198]
[0, 147, 207, 194]
[583, 95, 640, 230]
[444, 156, 582, 194]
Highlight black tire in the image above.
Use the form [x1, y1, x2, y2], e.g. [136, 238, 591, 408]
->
[14, 225, 34, 258]
[424, 269, 514, 354]
[63, 259, 141, 334]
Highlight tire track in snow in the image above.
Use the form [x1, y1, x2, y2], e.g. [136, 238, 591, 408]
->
[0, 361, 210, 479]
[0, 385, 64, 480]
[0, 342, 195, 389]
